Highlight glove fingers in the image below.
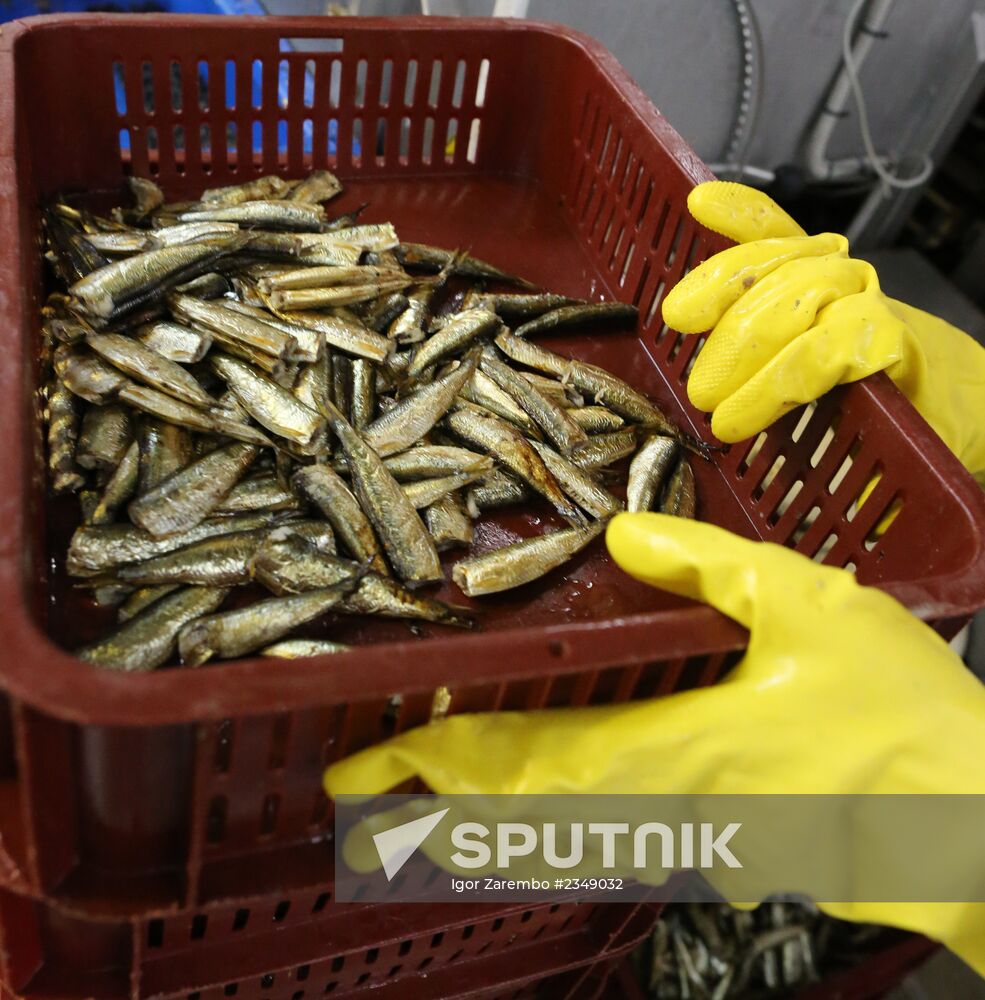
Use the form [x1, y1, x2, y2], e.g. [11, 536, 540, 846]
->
[605, 512, 802, 631]
[324, 736, 426, 797]
[688, 256, 873, 412]
[687, 181, 806, 243]
[661, 233, 846, 335]
[325, 710, 627, 797]
[709, 295, 910, 443]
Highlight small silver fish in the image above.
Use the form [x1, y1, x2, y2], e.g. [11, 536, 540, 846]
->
[211, 354, 325, 449]
[518, 371, 584, 409]
[395, 243, 535, 287]
[461, 368, 539, 435]
[118, 383, 274, 448]
[287, 170, 343, 204]
[465, 467, 530, 514]
[424, 494, 473, 550]
[349, 358, 377, 431]
[627, 435, 680, 513]
[127, 176, 165, 218]
[253, 532, 471, 628]
[200, 174, 291, 207]
[513, 301, 637, 338]
[567, 360, 678, 433]
[128, 442, 259, 537]
[137, 419, 194, 493]
[324, 403, 444, 586]
[90, 440, 141, 525]
[173, 271, 231, 298]
[452, 522, 605, 596]
[55, 346, 129, 404]
[250, 529, 355, 594]
[178, 579, 359, 665]
[480, 345, 589, 456]
[259, 263, 405, 293]
[467, 291, 582, 319]
[268, 307, 391, 364]
[170, 294, 299, 360]
[661, 456, 697, 519]
[291, 236, 362, 267]
[293, 350, 333, 417]
[216, 475, 301, 514]
[117, 583, 180, 622]
[221, 301, 323, 363]
[78, 585, 229, 671]
[314, 223, 398, 252]
[568, 406, 626, 434]
[340, 573, 474, 628]
[179, 200, 326, 231]
[84, 230, 156, 255]
[408, 309, 499, 378]
[135, 320, 212, 364]
[377, 445, 494, 481]
[570, 429, 639, 471]
[387, 287, 431, 345]
[46, 378, 85, 492]
[116, 527, 269, 586]
[67, 510, 287, 576]
[493, 328, 570, 377]
[365, 292, 410, 334]
[402, 470, 485, 509]
[292, 465, 388, 575]
[70, 240, 241, 319]
[87, 332, 215, 408]
[267, 277, 413, 311]
[362, 353, 478, 457]
[531, 440, 623, 520]
[152, 222, 243, 248]
[444, 405, 585, 526]
[89, 583, 134, 607]
[217, 338, 287, 377]
[261, 639, 350, 658]
[77, 403, 133, 471]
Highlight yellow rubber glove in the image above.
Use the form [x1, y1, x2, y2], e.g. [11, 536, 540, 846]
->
[662, 182, 985, 485]
[325, 514, 985, 973]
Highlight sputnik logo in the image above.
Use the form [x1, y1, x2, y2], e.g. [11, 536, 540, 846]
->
[372, 807, 450, 880]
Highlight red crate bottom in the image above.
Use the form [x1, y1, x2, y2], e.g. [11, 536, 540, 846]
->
[0, 883, 662, 1000]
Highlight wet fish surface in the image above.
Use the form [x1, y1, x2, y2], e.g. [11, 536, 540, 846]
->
[453, 523, 606, 597]
[78, 586, 229, 670]
[39, 171, 701, 669]
[178, 579, 358, 665]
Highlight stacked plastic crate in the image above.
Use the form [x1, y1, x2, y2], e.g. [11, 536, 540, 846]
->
[0, 13, 982, 1000]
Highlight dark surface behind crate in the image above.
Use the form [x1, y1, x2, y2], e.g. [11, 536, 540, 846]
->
[0, 13, 983, 934]
[598, 934, 939, 1000]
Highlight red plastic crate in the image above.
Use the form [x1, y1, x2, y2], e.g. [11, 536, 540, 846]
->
[0, 13, 983, 927]
[0, 885, 661, 999]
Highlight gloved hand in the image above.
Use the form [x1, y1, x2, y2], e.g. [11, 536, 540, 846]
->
[662, 181, 985, 485]
[324, 514, 985, 973]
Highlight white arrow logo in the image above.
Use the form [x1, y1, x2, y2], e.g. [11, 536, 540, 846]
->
[372, 808, 450, 881]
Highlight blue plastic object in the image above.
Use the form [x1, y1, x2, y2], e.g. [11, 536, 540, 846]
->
[0, 0, 341, 156]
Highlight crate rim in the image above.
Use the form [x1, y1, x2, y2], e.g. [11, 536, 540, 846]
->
[1, 15, 984, 728]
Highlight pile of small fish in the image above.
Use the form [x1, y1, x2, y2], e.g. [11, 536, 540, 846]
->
[636, 902, 894, 998]
[40, 171, 698, 671]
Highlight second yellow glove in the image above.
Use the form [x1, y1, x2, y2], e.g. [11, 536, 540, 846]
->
[662, 182, 985, 484]
[324, 514, 985, 971]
